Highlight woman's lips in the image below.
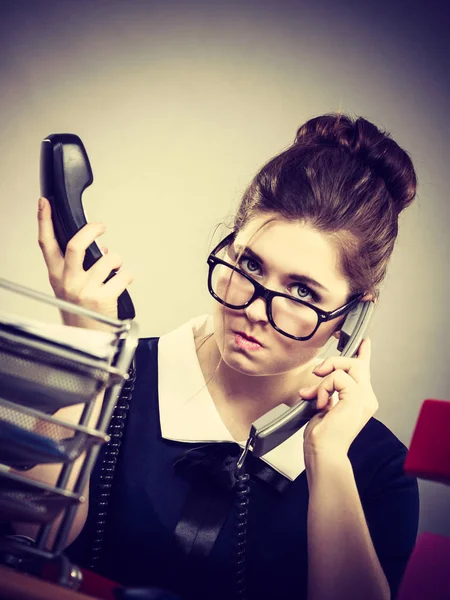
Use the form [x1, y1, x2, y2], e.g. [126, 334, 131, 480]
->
[233, 331, 264, 351]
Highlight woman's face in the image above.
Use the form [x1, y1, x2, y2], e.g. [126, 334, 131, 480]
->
[212, 214, 353, 377]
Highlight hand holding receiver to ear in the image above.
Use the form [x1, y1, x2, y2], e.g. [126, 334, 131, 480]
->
[249, 301, 375, 458]
[37, 196, 135, 330]
[299, 337, 379, 467]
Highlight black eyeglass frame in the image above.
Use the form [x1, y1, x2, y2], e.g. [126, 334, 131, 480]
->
[207, 232, 365, 341]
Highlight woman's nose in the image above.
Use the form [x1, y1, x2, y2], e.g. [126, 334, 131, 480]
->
[244, 297, 269, 324]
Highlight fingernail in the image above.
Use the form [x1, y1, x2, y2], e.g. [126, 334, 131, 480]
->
[313, 362, 324, 373]
[299, 386, 313, 394]
[38, 197, 44, 210]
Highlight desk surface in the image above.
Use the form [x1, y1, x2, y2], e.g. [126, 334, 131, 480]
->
[0, 564, 99, 600]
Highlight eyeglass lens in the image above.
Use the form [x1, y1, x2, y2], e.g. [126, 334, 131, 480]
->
[211, 262, 319, 338]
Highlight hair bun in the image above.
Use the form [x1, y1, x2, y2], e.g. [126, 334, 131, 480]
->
[295, 114, 417, 215]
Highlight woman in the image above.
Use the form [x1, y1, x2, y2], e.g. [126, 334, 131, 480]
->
[36, 113, 419, 600]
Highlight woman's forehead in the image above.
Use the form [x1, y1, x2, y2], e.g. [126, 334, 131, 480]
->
[235, 217, 349, 291]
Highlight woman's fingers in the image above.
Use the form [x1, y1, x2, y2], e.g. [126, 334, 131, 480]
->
[37, 195, 132, 327]
[101, 267, 135, 298]
[356, 337, 371, 361]
[300, 369, 368, 410]
[84, 251, 124, 287]
[77, 264, 134, 314]
[63, 222, 107, 282]
[37, 197, 64, 283]
[312, 339, 371, 383]
[38, 196, 107, 295]
[301, 339, 378, 459]
[81, 251, 133, 300]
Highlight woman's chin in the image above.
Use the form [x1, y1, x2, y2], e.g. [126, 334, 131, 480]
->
[220, 345, 280, 377]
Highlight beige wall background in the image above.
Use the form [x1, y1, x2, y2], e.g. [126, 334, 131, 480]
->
[1, 0, 449, 536]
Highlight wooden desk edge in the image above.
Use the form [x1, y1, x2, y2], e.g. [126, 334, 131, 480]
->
[0, 564, 100, 600]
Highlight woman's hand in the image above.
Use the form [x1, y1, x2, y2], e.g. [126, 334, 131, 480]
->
[37, 196, 134, 330]
[299, 338, 378, 465]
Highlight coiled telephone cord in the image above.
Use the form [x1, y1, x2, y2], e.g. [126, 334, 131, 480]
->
[235, 469, 250, 600]
[88, 362, 136, 570]
[87, 365, 253, 600]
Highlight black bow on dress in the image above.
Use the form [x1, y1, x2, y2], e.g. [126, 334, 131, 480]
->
[172, 442, 291, 560]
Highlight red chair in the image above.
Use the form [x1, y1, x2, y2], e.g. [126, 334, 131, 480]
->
[397, 399, 450, 599]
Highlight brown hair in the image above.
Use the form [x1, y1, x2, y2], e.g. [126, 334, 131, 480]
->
[233, 113, 417, 298]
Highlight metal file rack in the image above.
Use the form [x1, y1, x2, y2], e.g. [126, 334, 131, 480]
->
[0, 277, 139, 586]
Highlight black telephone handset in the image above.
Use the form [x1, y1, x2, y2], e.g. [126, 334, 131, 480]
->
[40, 133, 135, 320]
[249, 300, 375, 457]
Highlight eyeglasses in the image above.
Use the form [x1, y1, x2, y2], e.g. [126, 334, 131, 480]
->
[207, 232, 364, 341]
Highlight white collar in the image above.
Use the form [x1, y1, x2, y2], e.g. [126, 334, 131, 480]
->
[158, 314, 312, 481]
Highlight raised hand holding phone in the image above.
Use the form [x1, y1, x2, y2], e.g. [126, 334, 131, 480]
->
[38, 133, 135, 329]
[37, 196, 134, 330]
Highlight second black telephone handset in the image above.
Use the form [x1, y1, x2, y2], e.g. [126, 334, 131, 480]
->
[40, 133, 135, 320]
[249, 300, 375, 457]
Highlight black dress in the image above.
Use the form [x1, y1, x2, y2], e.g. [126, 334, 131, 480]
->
[67, 336, 420, 600]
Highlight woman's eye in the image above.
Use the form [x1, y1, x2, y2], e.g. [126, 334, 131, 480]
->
[240, 256, 261, 274]
[290, 283, 319, 303]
